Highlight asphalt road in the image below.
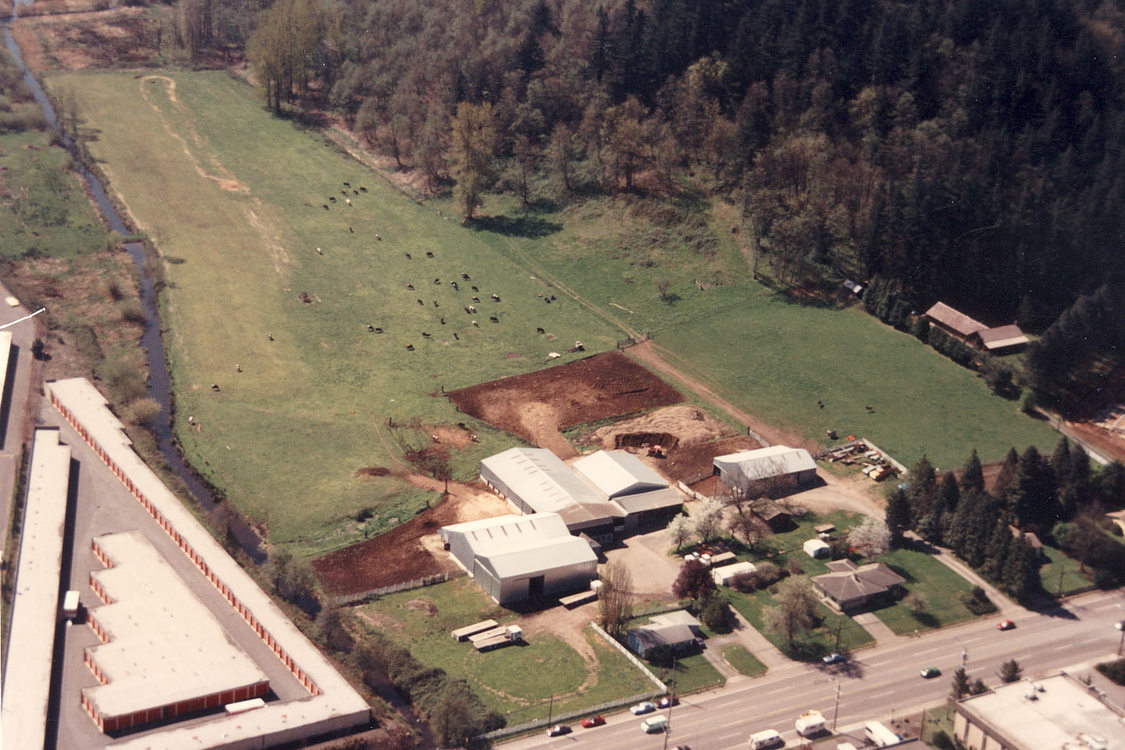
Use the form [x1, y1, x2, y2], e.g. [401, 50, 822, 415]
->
[506, 589, 1125, 750]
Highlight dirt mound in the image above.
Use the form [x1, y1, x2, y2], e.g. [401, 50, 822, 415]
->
[406, 599, 438, 617]
[448, 351, 683, 452]
[355, 466, 391, 477]
[594, 404, 728, 449]
[663, 435, 764, 485]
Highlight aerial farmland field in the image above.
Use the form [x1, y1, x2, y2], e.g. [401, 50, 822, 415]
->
[49, 69, 1058, 554]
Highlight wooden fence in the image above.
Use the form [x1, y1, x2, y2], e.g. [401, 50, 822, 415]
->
[327, 570, 462, 607]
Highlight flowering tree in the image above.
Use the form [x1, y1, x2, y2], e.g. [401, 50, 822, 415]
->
[848, 517, 891, 558]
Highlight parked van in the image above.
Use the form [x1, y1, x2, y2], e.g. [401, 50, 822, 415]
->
[748, 728, 784, 749]
[62, 590, 80, 621]
[641, 715, 668, 734]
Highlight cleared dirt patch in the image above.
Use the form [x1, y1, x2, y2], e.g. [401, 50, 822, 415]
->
[448, 351, 683, 452]
[13, 8, 167, 73]
[312, 478, 508, 596]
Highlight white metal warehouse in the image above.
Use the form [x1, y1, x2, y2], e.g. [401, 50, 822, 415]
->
[440, 513, 597, 604]
[480, 447, 625, 539]
[572, 450, 682, 528]
[713, 445, 818, 494]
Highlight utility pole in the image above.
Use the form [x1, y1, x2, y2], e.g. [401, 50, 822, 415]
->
[546, 694, 553, 726]
[832, 681, 841, 731]
[662, 651, 678, 750]
[834, 618, 843, 651]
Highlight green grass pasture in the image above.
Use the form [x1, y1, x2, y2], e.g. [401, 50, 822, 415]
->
[54, 69, 1058, 551]
[869, 548, 979, 634]
[0, 131, 111, 258]
[49, 70, 622, 548]
[361, 579, 657, 724]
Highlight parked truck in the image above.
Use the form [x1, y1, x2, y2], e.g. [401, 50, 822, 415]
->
[864, 721, 901, 747]
[794, 709, 826, 737]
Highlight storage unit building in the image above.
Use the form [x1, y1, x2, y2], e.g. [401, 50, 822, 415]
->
[572, 450, 683, 529]
[713, 445, 818, 495]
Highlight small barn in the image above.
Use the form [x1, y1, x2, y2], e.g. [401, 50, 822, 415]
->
[803, 539, 830, 559]
[440, 513, 597, 605]
[713, 445, 818, 496]
[627, 611, 703, 659]
[712, 561, 756, 586]
[924, 302, 986, 343]
[972, 324, 1029, 354]
[572, 450, 682, 529]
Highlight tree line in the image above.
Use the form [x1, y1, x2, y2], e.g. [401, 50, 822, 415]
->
[886, 441, 1125, 602]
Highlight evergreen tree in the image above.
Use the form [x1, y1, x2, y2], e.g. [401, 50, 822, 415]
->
[1001, 538, 1041, 602]
[950, 666, 970, 700]
[907, 455, 938, 521]
[980, 522, 1010, 581]
[993, 447, 1020, 498]
[1009, 445, 1058, 530]
[885, 487, 913, 547]
[939, 472, 961, 514]
[960, 449, 985, 495]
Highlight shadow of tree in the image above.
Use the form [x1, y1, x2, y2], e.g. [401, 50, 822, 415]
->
[468, 214, 562, 239]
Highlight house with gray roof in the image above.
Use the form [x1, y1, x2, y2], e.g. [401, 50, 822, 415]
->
[812, 559, 905, 611]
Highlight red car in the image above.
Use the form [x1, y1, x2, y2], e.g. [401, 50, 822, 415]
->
[997, 619, 1016, 631]
[580, 715, 606, 728]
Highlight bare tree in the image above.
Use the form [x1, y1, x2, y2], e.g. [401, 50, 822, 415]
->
[598, 562, 633, 638]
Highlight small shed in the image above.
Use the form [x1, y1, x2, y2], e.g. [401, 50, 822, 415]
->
[973, 324, 1029, 354]
[712, 561, 756, 586]
[803, 539, 830, 559]
[713, 446, 818, 497]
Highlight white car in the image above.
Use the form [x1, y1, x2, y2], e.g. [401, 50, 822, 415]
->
[630, 701, 657, 715]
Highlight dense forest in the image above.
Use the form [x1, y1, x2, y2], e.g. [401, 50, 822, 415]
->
[197, 0, 1125, 388]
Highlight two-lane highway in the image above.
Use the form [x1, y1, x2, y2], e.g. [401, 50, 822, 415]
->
[505, 589, 1125, 750]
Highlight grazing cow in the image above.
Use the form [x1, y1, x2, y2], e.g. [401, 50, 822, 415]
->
[545, 297, 552, 303]
[345, 198, 351, 206]
[268, 333, 274, 341]
[471, 286, 479, 292]
[440, 317, 446, 325]
[461, 273, 470, 280]
[406, 344, 414, 351]
[489, 316, 499, 323]
[329, 196, 337, 203]
[367, 325, 375, 332]
[472, 295, 480, 302]
[417, 299, 424, 306]
[374, 327, 383, 333]
[472, 320, 478, 327]
[375, 234, 381, 240]
[353, 189, 359, 195]
[491, 294, 500, 301]
[322, 205, 329, 210]
[434, 278, 441, 285]
[211, 383, 221, 392]
[360, 186, 367, 192]
[426, 251, 434, 258]
[343, 181, 351, 187]
[316, 247, 322, 255]
[405, 252, 411, 259]
[349, 227, 354, 233]
[433, 300, 439, 307]
[453, 332, 459, 340]
[536, 327, 545, 334]
[451, 281, 459, 290]
[236, 364, 242, 372]
[407, 283, 414, 290]
[466, 305, 476, 314]
[422, 332, 431, 338]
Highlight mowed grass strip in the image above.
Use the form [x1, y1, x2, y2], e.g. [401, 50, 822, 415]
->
[722, 645, 768, 677]
[360, 579, 655, 722]
[728, 584, 874, 661]
[49, 70, 622, 545]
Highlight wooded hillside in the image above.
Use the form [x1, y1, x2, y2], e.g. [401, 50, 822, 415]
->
[218, 0, 1124, 364]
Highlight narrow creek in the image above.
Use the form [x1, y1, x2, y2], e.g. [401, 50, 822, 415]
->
[2, 3, 264, 562]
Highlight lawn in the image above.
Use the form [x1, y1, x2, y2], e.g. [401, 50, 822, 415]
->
[722, 645, 767, 677]
[727, 584, 874, 661]
[869, 548, 980, 635]
[52, 68, 1060, 553]
[360, 578, 656, 724]
[1039, 544, 1093, 597]
[653, 652, 725, 695]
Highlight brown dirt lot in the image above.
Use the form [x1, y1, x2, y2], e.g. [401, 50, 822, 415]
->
[447, 350, 683, 457]
[312, 476, 508, 596]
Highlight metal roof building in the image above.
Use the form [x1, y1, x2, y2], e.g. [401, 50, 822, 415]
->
[441, 513, 597, 604]
[83, 531, 270, 733]
[953, 672, 1125, 750]
[480, 447, 624, 536]
[713, 445, 818, 494]
[1, 428, 71, 750]
[572, 450, 682, 524]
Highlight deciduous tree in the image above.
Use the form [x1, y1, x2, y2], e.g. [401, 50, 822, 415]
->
[598, 561, 634, 637]
[762, 576, 818, 645]
[449, 101, 498, 219]
[848, 517, 891, 558]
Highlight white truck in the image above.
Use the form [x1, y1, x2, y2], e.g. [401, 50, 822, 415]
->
[748, 728, 784, 749]
[864, 721, 902, 747]
[794, 709, 826, 737]
[62, 590, 80, 621]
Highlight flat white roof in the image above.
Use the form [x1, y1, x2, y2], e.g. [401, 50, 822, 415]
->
[0, 428, 71, 750]
[84, 531, 269, 720]
[479, 535, 597, 579]
[442, 512, 570, 554]
[714, 445, 816, 479]
[48, 379, 370, 748]
[572, 450, 668, 498]
[959, 672, 1125, 748]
